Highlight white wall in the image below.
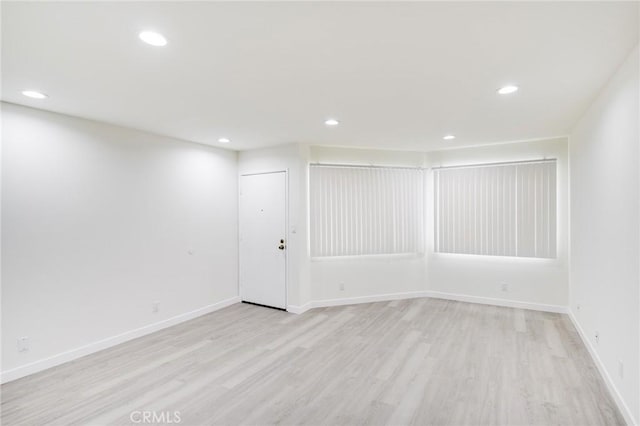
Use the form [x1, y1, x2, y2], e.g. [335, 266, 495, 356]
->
[1, 103, 239, 381]
[239, 145, 431, 307]
[238, 144, 311, 308]
[569, 46, 639, 425]
[306, 142, 568, 310]
[426, 138, 569, 309]
[308, 146, 429, 302]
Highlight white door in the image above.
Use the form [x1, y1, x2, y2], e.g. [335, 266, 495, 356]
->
[239, 171, 287, 309]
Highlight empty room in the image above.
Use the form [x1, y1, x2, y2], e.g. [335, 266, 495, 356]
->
[1, 1, 639, 425]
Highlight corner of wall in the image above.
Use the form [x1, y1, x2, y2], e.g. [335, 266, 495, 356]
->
[568, 308, 638, 426]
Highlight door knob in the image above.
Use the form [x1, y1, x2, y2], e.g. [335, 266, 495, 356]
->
[278, 239, 286, 250]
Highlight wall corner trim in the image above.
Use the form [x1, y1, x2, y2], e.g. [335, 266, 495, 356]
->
[287, 303, 313, 314]
[0, 296, 241, 384]
[425, 291, 568, 313]
[568, 310, 637, 426]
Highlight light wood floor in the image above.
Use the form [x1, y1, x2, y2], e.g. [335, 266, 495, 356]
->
[1, 299, 624, 426]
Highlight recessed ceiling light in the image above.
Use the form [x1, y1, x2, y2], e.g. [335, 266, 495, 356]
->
[139, 31, 167, 47]
[218, 138, 230, 144]
[443, 135, 456, 140]
[497, 85, 519, 95]
[324, 119, 339, 126]
[22, 90, 48, 99]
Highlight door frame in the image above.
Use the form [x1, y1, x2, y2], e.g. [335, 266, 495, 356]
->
[238, 169, 289, 310]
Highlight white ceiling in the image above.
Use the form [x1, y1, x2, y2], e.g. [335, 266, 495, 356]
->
[3, 1, 638, 151]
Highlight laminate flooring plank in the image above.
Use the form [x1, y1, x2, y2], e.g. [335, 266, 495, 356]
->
[1, 300, 626, 426]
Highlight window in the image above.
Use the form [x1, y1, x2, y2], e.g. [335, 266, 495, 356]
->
[309, 165, 424, 257]
[434, 160, 556, 258]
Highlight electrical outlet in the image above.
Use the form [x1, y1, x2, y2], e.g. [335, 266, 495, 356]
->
[339, 282, 345, 291]
[152, 301, 160, 313]
[619, 360, 624, 379]
[595, 332, 600, 345]
[501, 283, 509, 292]
[17, 337, 29, 353]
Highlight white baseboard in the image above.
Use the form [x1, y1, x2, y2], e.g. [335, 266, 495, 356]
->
[293, 290, 566, 314]
[287, 302, 313, 314]
[568, 311, 637, 426]
[425, 291, 568, 314]
[0, 296, 241, 384]
[287, 291, 429, 314]
[312, 291, 430, 309]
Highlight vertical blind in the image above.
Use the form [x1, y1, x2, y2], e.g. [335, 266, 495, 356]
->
[434, 160, 556, 259]
[309, 165, 425, 257]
